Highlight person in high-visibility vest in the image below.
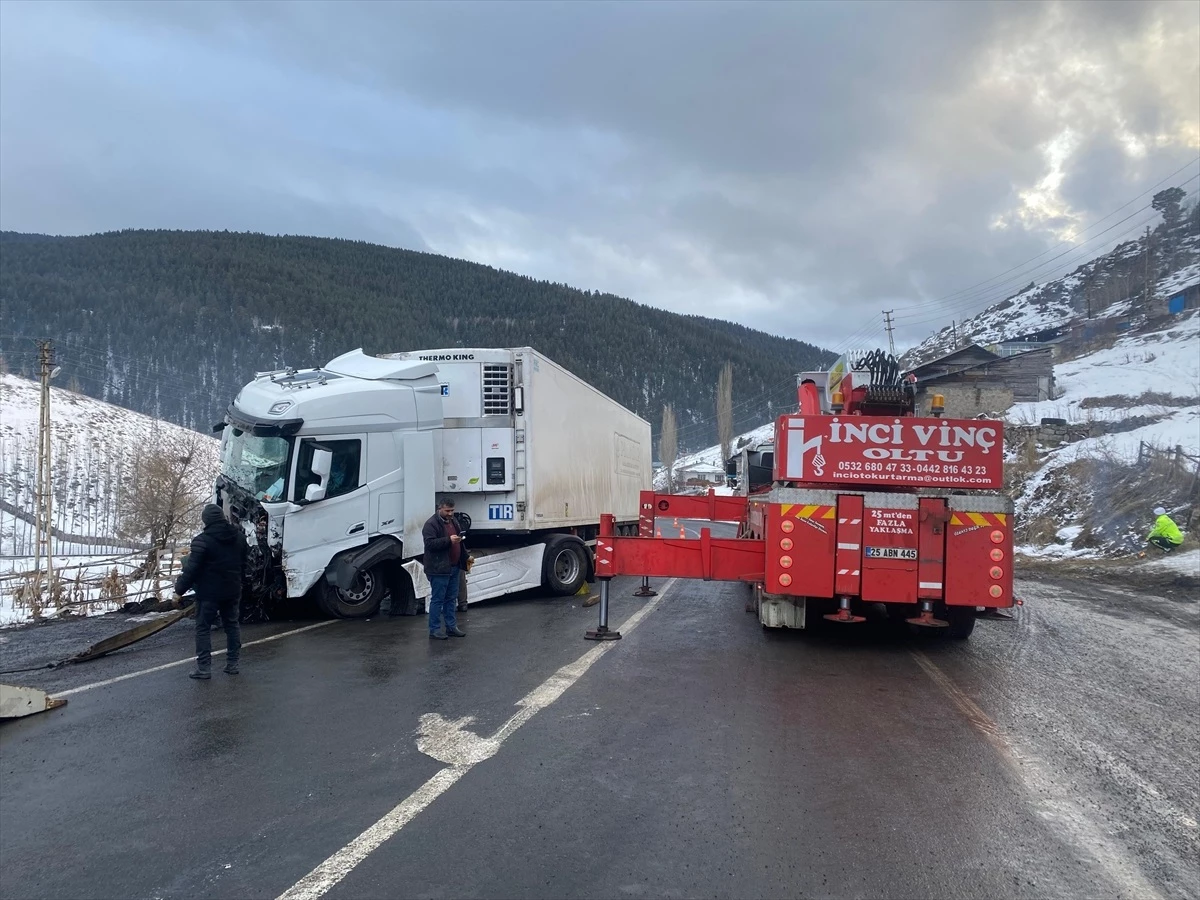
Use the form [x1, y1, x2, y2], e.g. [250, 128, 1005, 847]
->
[1146, 507, 1184, 553]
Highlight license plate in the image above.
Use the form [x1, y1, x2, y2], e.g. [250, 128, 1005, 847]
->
[865, 546, 917, 560]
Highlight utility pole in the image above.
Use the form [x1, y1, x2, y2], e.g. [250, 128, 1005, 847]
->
[951, 320, 958, 348]
[1143, 226, 1153, 312]
[882, 310, 896, 357]
[34, 340, 56, 589]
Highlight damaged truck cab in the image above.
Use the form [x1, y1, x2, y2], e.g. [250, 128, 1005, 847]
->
[215, 348, 651, 619]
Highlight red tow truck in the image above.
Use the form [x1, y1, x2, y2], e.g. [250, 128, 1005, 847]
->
[584, 354, 1014, 641]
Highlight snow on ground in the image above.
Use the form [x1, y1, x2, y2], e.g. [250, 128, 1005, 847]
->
[1008, 311, 1200, 427]
[656, 422, 775, 490]
[1010, 313, 1199, 523]
[1157, 261, 1200, 298]
[0, 374, 215, 625]
[0, 373, 219, 556]
[0, 551, 181, 627]
[1143, 547, 1200, 577]
[1009, 311, 1198, 558]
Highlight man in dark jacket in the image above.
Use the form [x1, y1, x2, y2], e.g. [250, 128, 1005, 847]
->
[422, 497, 466, 639]
[175, 504, 249, 679]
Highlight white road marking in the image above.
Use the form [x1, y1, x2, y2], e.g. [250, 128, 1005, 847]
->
[911, 650, 1164, 900]
[56, 620, 336, 697]
[278, 580, 677, 900]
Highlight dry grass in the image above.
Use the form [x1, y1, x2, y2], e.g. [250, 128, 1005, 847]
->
[1021, 515, 1061, 545]
[1079, 391, 1198, 410]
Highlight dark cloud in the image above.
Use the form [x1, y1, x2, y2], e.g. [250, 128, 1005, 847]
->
[1, 0, 1196, 351]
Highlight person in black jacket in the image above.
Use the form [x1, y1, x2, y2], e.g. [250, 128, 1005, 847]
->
[422, 497, 466, 639]
[175, 504, 249, 679]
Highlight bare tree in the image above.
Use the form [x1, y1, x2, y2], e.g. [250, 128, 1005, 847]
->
[119, 432, 211, 571]
[660, 404, 678, 493]
[716, 362, 734, 467]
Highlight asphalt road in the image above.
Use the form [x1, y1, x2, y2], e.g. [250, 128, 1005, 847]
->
[1, 571, 1197, 900]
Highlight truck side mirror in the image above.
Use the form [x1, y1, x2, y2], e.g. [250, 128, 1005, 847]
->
[305, 447, 333, 502]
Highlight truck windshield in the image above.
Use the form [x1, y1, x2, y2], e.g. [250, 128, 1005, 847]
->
[220, 429, 292, 502]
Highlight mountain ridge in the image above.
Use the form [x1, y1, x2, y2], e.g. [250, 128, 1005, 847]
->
[0, 229, 835, 450]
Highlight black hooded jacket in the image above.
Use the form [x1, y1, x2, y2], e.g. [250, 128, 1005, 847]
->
[175, 508, 249, 603]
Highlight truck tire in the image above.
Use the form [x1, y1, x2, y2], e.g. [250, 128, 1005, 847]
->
[386, 563, 421, 617]
[542, 538, 588, 596]
[318, 565, 386, 619]
[946, 607, 976, 639]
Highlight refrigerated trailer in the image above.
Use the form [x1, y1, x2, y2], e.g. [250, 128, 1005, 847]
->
[214, 347, 652, 618]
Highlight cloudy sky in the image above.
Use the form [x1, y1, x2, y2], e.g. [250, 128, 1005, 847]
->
[1, 0, 1197, 351]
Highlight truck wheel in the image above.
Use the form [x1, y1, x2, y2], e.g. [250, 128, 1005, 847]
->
[318, 566, 385, 619]
[387, 563, 421, 617]
[543, 538, 587, 596]
[946, 607, 976, 639]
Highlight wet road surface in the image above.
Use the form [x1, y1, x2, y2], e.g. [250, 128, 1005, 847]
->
[1, 572, 1196, 900]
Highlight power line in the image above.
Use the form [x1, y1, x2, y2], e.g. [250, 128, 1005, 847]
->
[891, 198, 1177, 326]
[894, 159, 1199, 321]
[892, 204, 1168, 332]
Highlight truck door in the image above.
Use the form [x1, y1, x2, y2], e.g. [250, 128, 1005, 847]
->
[284, 435, 372, 583]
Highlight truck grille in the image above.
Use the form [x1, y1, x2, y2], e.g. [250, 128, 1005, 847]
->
[482, 364, 512, 415]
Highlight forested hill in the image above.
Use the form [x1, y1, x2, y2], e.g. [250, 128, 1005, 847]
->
[0, 230, 834, 449]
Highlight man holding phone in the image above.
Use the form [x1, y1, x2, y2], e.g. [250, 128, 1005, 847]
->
[422, 497, 467, 639]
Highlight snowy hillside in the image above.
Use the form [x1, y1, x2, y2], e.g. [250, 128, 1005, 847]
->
[655, 422, 775, 491]
[0, 373, 220, 556]
[904, 223, 1200, 367]
[1008, 312, 1200, 428]
[1007, 312, 1199, 558]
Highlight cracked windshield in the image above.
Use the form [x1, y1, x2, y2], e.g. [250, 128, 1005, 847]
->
[221, 430, 290, 501]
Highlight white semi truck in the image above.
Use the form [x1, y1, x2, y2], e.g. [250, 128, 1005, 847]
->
[214, 347, 652, 618]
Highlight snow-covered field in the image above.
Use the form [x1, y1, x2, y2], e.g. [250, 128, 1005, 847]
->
[1009, 312, 1199, 489]
[0, 551, 183, 627]
[1009, 311, 1200, 429]
[1009, 312, 1198, 559]
[0, 373, 220, 556]
[0, 374, 217, 625]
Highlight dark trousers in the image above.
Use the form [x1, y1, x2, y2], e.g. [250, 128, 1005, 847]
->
[428, 570, 459, 635]
[1148, 536, 1180, 553]
[196, 594, 241, 669]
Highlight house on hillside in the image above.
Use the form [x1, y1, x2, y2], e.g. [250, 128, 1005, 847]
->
[1166, 281, 1200, 315]
[906, 344, 1055, 417]
[677, 461, 726, 487]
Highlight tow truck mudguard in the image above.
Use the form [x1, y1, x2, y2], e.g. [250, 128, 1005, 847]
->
[329, 537, 405, 592]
